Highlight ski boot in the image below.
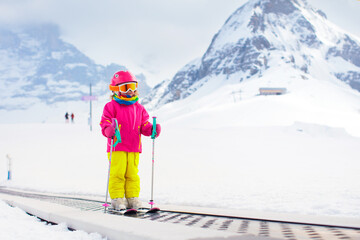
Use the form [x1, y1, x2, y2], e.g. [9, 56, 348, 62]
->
[127, 197, 143, 210]
[111, 198, 128, 210]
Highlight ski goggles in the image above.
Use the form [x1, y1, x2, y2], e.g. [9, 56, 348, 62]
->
[109, 82, 138, 93]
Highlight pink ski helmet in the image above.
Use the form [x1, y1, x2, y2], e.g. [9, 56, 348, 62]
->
[110, 70, 137, 86]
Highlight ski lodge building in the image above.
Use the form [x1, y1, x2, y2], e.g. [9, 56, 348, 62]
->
[259, 88, 287, 95]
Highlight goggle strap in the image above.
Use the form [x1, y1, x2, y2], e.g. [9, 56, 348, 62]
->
[109, 85, 119, 91]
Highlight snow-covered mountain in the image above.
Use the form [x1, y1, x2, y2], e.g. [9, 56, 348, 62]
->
[142, 0, 360, 109]
[0, 24, 151, 110]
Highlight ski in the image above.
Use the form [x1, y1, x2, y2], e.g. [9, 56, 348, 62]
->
[107, 208, 138, 215]
[106, 207, 160, 215]
[138, 207, 160, 214]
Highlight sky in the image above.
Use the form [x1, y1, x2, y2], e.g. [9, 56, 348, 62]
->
[0, 0, 360, 86]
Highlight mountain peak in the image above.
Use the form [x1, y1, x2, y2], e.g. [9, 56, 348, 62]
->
[143, 0, 360, 110]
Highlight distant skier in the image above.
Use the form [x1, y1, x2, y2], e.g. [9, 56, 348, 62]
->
[65, 112, 69, 123]
[100, 70, 161, 211]
[71, 113, 74, 123]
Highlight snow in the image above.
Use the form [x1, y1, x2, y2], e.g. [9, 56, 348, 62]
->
[1, 75, 360, 218]
[51, 51, 65, 60]
[65, 63, 88, 69]
[1, 75, 360, 239]
[0, 200, 105, 240]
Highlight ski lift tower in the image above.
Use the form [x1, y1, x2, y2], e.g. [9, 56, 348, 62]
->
[82, 83, 97, 131]
[231, 90, 242, 103]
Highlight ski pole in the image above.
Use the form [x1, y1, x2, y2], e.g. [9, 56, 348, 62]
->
[149, 117, 157, 207]
[103, 137, 113, 213]
[103, 119, 118, 213]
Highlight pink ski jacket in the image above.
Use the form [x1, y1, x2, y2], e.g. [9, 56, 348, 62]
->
[100, 100, 153, 153]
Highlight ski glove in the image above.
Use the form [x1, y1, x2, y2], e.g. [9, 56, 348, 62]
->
[152, 124, 161, 138]
[104, 126, 115, 138]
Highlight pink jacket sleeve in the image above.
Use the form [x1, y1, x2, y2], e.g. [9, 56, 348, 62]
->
[140, 107, 153, 136]
[100, 103, 113, 137]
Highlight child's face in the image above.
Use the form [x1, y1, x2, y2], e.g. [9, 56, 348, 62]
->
[117, 90, 135, 97]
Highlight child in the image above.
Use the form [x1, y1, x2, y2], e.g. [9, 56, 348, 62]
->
[100, 70, 161, 210]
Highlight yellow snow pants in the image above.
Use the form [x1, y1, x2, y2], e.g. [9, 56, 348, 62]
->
[108, 151, 140, 199]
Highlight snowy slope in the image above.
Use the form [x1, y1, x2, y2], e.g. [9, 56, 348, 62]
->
[2, 49, 359, 219]
[1, 110, 360, 219]
[153, 66, 360, 137]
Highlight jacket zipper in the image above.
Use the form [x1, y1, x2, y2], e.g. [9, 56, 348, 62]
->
[133, 104, 136, 130]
